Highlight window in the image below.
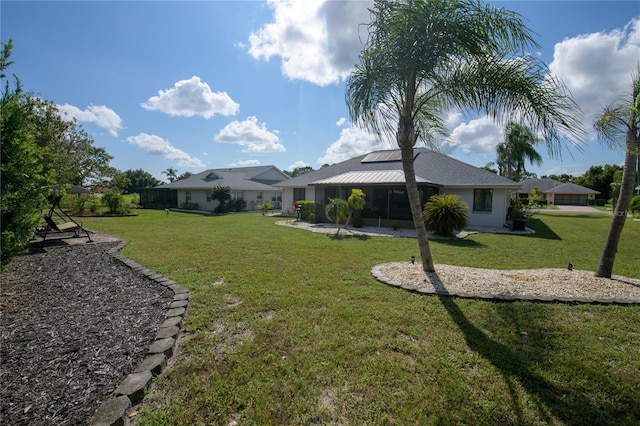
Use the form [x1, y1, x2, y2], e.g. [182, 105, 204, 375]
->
[206, 191, 212, 202]
[233, 191, 244, 200]
[271, 192, 282, 202]
[473, 189, 492, 212]
[293, 188, 305, 202]
[257, 192, 263, 200]
[186, 191, 192, 202]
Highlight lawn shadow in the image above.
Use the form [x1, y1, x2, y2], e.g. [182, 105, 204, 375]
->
[425, 273, 632, 424]
[521, 217, 561, 240]
[327, 233, 371, 241]
[430, 238, 486, 248]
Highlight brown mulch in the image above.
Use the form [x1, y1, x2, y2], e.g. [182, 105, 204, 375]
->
[0, 236, 173, 425]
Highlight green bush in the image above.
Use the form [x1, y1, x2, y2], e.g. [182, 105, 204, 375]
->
[351, 215, 364, 228]
[102, 191, 129, 215]
[588, 199, 596, 206]
[295, 200, 316, 221]
[258, 201, 272, 215]
[231, 198, 247, 212]
[595, 199, 606, 206]
[423, 194, 469, 236]
[630, 195, 640, 214]
[180, 201, 200, 210]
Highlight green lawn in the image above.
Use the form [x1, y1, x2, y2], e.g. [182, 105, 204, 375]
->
[79, 210, 640, 425]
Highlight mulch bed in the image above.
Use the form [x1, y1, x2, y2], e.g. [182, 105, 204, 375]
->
[0, 238, 173, 425]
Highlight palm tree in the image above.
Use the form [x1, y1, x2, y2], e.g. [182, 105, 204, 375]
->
[346, 0, 583, 273]
[423, 194, 469, 237]
[162, 167, 178, 183]
[594, 66, 639, 278]
[496, 122, 543, 181]
[325, 198, 350, 235]
[345, 188, 366, 228]
[212, 185, 231, 213]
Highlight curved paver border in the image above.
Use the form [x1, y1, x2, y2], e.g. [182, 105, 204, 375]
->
[371, 265, 639, 305]
[90, 240, 189, 426]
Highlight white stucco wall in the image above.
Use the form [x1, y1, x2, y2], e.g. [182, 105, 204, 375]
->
[281, 187, 316, 213]
[446, 187, 511, 228]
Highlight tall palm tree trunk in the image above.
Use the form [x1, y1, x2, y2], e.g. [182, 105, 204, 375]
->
[398, 122, 435, 273]
[595, 126, 638, 278]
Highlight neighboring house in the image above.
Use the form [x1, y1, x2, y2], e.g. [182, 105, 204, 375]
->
[276, 148, 520, 228]
[516, 178, 599, 206]
[157, 165, 289, 211]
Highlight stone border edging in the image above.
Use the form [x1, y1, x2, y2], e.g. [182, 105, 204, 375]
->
[371, 265, 639, 305]
[90, 241, 189, 426]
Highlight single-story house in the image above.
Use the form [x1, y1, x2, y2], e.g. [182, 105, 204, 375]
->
[157, 165, 289, 211]
[276, 148, 521, 228]
[516, 178, 599, 206]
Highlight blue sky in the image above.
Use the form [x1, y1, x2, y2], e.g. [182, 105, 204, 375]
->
[2, 1, 639, 182]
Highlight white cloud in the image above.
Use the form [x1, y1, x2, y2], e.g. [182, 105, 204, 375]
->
[317, 125, 387, 165]
[549, 18, 640, 137]
[141, 76, 239, 118]
[335, 117, 348, 127]
[445, 116, 503, 155]
[543, 165, 586, 177]
[247, 0, 371, 86]
[125, 133, 205, 167]
[229, 159, 261, 167]
[58, 103, 122, 136]
[288, 160, 310, 170]
[215, 116, 286, 153]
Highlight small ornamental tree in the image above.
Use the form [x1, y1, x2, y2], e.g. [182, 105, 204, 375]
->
[345, 189, 366, 228]
[422, 194, 469, 237]
[325, 197, 350, 235]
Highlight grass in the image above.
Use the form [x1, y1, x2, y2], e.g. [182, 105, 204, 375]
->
[79, 210, 640, 425]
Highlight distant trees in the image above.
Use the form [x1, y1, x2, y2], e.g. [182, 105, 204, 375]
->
[496, 122, 542, 182]
[285, 166, 314, 177]
[162, 167, 178, 182]
[541, 173, 575, 183]
[176, 171, 192, 181]
[573, 164, 623, 199]
[123, 168, 160, 191]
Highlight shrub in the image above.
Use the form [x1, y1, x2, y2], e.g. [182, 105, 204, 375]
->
[258, 201, 272, 215]
[307, 212, 315, 223]
[595, 199, 606, 206]
[231, 198, 247, 212]
[351, 215, 364, 228]
[295, 200, 316, 221]
[101, 191, 129, 215]
[423, 194, 469, 236]
[180, 201, 199, 210]
[630, 195, 640, 214]
[588, 199, 596, 206]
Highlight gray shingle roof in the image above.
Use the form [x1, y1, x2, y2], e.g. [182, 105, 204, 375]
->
[544, 182, 600, 195]
[157, 165, 288, 191]
[277, 148, 518, 188]
[517, 178, 599, 194]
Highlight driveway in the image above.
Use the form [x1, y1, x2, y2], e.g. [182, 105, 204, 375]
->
[538, 205, 604, 214]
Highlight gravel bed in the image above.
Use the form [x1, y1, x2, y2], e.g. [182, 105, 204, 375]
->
[374, 263, 640, 303]
[0, 239, 173, 425]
